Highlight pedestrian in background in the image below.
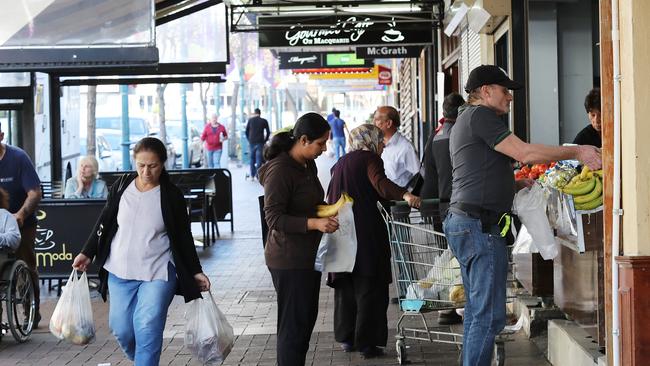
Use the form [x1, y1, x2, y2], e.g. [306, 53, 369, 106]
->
[201, 114, 228, 169]
[0, 122, 43, 327]
[573, 88, 602, 147]
[326, 124, 420, 358]
[73, 137, 211, 366]
[373, 106, 420, 187]
[64, 155, 108, 199]
[245, 108, 270, 180]
[330, 109, 347, 160]
[258, 113, 338, 366]
[445, 65, 601, 365]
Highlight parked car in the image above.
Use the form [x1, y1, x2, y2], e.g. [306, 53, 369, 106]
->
[165, 119, 203, 168]
[96, 116, 150, 142]
[79, 132, 118, 172]
[99, 129, 176, 171]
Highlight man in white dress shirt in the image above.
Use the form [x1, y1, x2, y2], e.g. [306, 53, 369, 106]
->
[373, 106, 420, 187]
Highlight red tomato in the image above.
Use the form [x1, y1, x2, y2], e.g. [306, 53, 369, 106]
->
[521, 166, 531, 175]
[549, 162, 557, 168]
[528, 172, 539, 180]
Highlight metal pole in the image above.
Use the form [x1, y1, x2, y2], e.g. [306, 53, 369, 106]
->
[120, 85, 131, 171]
[181, 84, 189, 168]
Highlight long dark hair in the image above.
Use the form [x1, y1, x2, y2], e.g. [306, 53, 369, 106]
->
[264, 112, 330, 161]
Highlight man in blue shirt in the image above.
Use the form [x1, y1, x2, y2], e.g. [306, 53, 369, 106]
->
[0, 122, 42, 326]
[327, 108, 337, 124]
[330, 110, 347, 160]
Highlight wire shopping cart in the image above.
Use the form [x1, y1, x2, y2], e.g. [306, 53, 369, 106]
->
[378, 200, 511, 365]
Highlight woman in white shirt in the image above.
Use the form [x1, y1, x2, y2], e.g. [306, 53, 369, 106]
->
[73, 137, 210, 366]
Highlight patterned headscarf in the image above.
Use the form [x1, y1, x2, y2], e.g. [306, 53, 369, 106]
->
[349, 124, 384, 154]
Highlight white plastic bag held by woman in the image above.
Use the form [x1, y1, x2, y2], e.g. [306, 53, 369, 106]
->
[49, 270, 96, 345]
[314, 201, 357, 273]
[185, 292, 234, 365]
[512, 184, 559, 260]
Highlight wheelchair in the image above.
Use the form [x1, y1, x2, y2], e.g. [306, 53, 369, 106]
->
[0, 251, 36, 342]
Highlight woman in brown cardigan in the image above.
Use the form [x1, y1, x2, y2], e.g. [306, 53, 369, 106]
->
[257, 112, 339, 366]
[326, 124, 420, 358]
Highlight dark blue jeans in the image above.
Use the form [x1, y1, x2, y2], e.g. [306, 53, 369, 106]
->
[443, 211, 507, 366]
[250, 143, 264, 178]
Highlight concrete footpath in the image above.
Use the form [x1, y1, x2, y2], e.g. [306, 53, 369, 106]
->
[0, 155, 551, 366]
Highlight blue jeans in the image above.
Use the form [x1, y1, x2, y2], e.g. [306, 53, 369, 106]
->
[206, 149, 223, 168]
[107, 263, 177, 366]
[333, 137, 346, 160]
[443, 211, 507, 366]
[250, 143, 264, 178]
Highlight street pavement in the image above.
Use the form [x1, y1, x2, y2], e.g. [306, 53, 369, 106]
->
[0, 153, 551, 365]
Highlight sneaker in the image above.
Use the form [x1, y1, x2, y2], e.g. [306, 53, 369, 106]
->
[360, 346, 384, 359]
[340, 342, 354, 352]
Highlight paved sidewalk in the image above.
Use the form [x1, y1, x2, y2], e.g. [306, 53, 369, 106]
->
[0, 157, 551, 366]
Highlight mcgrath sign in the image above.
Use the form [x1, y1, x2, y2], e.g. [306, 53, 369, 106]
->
[356, 46, 422, 59]
[259, 14, 433, 48]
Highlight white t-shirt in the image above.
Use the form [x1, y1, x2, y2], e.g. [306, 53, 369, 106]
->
[381, 131, 420, 187]
[104, 181, 173, 281]
[0, 208, 21, 250]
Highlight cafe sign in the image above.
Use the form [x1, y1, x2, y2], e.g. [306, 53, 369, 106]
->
[259, 14, 433, 48]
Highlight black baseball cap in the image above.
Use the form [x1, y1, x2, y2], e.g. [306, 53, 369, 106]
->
[464, 65, 523, 93]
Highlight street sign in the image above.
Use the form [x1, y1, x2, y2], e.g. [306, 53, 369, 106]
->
[356, 45, 422, 59]
[259, 13, 433, 48]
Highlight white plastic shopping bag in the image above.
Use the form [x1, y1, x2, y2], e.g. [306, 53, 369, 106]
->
[512, 184, 558, 260]
[512, 225, 538, 255]
[185, 292, 234, 365]
[314, 201, 357, 273]
[49, 270, 95, 345]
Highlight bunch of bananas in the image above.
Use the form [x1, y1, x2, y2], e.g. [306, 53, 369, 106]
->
[316, 192, 354, 217]
[562, 167, 604, 211]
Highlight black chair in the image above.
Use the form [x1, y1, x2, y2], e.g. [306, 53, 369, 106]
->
[40, 181, 64, 199]
[208, 169, 234, 240]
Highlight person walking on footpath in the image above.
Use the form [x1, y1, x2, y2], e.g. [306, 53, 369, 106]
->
[257, 113, 338, 366]
[0, 122, 43, 327]
[444, 65, 601, 365]
[330, 109, 347, 160]
[72, 137, 211, 366]
[419, 92, 466, 326]
[326, 124, 420, 358]
[246, 108, 271, 180]
[373, 106, 420, 187]
[201, 113, 228, 168]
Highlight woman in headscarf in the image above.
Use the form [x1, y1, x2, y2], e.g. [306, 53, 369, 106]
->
[326, 124, 420, 358]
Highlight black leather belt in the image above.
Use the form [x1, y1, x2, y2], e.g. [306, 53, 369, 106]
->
[449, 202, 510, 234]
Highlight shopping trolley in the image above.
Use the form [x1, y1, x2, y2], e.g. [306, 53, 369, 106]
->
[378, 200, 512, 365]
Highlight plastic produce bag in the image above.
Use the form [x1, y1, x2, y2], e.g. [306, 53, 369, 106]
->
[314, 202, 357, 273]
[185, 292, 234, 365]
[49, 270, 95, 345]
[512, 225, 538, 255]
[512, 184, 558, 260]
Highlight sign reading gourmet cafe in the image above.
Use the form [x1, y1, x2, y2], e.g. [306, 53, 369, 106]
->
[258, 14, 433, 48]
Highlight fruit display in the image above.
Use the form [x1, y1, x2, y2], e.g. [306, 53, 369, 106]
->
[316, 192, 354, 217]
[514, 163, 551, 180]
[562, 167, 604, 211]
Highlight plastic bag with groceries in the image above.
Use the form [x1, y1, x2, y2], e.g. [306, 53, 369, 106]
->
[184, 292, 234, 365]
[49, 270, 95, 345]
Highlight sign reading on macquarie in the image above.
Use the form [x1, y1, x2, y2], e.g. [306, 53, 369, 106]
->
[279, 52, 374, 70]
[356, 45, 422, 59]
[258, 13, 433, 48]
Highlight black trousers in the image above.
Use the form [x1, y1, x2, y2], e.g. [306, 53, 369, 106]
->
[269, 268, 321, 366]
[333, 274, 389, 349]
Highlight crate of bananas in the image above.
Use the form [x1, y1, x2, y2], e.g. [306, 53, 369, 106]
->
[562, 166, 604, 211]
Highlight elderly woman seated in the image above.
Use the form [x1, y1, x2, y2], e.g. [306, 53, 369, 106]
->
[64, 155, 108, 199]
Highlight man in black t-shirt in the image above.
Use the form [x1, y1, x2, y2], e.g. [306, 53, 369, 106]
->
[445, 65, 602, 366]
[245, 108, 270, 179]
[573, 88, 602, 147]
